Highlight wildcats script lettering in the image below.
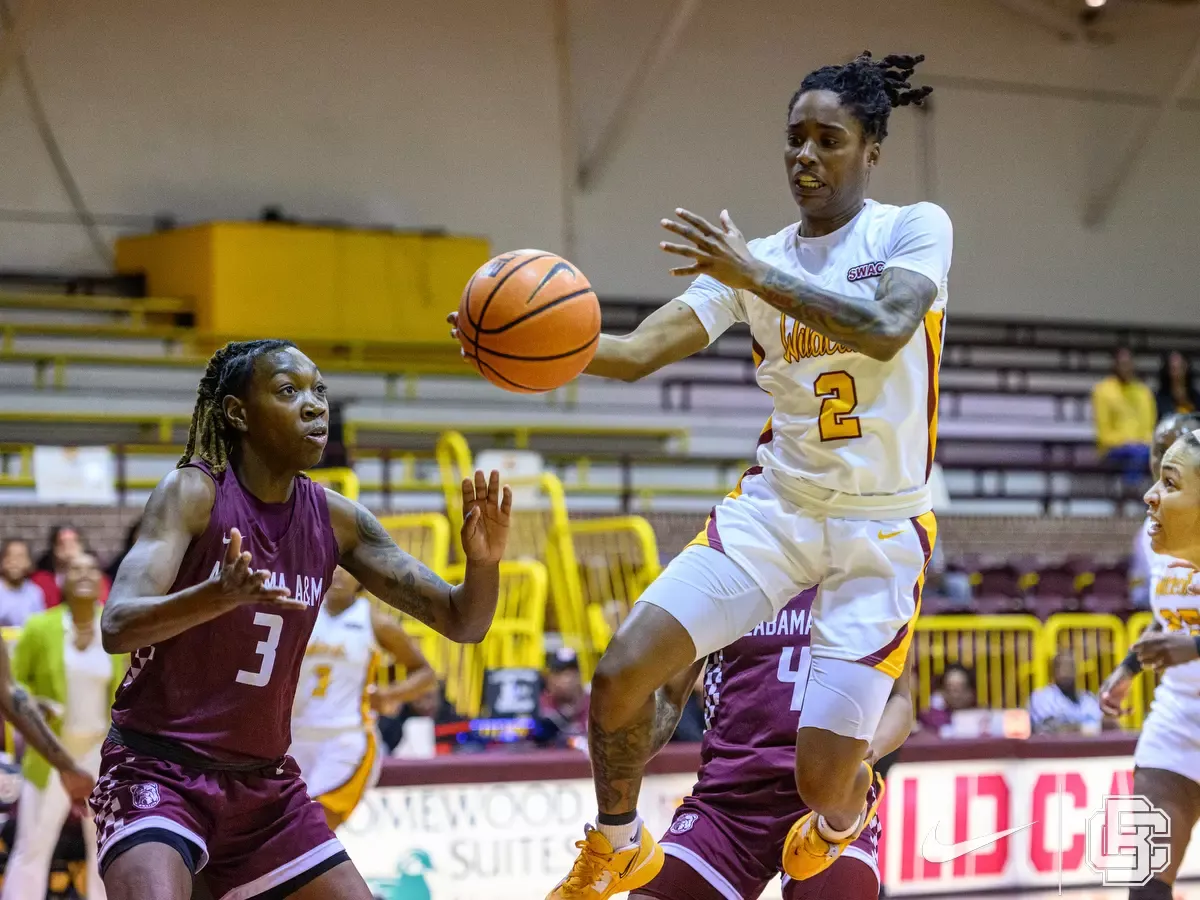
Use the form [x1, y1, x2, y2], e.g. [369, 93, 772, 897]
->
[779, 315, 852, 364]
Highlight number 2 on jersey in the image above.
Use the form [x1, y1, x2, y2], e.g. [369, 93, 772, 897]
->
[777, 646, 813, 711]
[814, 371, 862, 441]
[236, 612, 283, 687]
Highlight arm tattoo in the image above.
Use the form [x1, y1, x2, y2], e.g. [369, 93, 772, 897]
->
[754, 266, 934, 361]
[350, 506, 453, 628]
[7, 686, 74, 771]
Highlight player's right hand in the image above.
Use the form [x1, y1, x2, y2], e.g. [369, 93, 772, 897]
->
[215, 528, 308, 610]
[59, 764, 95, 809]
[446, 311, 468, 359]
[1099, 666, 1133, 717]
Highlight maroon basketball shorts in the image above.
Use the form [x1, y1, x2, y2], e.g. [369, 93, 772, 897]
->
[639, 781, 881, 900]
[92, 738, 347, 899]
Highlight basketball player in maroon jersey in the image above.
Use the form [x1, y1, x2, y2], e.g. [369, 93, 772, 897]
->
[631, 590, 913, 900]
[94, 340, 512, 900]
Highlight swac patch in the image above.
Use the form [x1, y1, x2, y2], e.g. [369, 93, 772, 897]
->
[847, 261, 885, 282]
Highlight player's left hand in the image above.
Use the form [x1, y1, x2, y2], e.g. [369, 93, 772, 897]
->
[461, 469, 513, 565]
[1135, 631, 1200, 671]
[660, 209, 765, 292]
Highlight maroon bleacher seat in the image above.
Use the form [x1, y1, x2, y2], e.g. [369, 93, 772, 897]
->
[974, 594, 1026, 616]
[973, 562, 1023, 599]
[1024, 594, 1078, 621]
[1080, 593, 1133, 617]
[1030, 563, 1080, 599]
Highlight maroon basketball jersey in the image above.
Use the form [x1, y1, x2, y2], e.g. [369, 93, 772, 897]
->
[692, 589, 816, 810]
[110, 462, 340, 764]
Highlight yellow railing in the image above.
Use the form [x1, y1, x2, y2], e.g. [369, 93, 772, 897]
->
[568, 517, 662, 653]
[434, 430, 663, 680]
[400, 560, 549, 717]
[1042, 613, 1127, 699]
[1126, 612, 1157, 729]
[913, 615, 1046, 712]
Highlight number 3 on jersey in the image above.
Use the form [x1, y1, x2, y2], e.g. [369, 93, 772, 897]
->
[236, 612, 283, 687]
[815, 371, 862, 441]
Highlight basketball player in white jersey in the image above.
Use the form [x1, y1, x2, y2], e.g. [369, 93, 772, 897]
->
[1101, 413, 1200, 900]
[494, 50, 949, 899]
[290, 566, 436, 829]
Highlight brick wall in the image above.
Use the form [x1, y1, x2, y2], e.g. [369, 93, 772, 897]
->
[0, 504, 1144, 571]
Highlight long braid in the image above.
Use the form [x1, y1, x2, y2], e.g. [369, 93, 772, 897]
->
[179, 339, 296, 473]
[791, 50, 933, 142]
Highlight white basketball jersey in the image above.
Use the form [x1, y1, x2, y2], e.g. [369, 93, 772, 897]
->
[293, 596, 380, 736]
[1144, 518, 1200, 697]
[680, 199, 952, 518]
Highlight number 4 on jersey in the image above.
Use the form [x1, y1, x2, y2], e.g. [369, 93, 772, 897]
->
[777, 646, 813, 711]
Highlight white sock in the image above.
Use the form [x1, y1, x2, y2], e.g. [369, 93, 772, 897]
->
[816, 810, 861, 843]
[595, 815, 641, 849]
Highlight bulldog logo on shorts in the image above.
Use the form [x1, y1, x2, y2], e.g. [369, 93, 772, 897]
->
[669, 813, 699, 835]
[131, 783, 160, 810]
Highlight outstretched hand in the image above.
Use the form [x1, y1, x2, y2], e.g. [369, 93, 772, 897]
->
[215, 528, 308, 610]
[461, 470, 513, 565]
[660, 208, 762, 292]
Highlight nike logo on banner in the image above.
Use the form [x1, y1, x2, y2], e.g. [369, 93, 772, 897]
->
[878, 529, 905, 541]
[920, 821, 1035, 864]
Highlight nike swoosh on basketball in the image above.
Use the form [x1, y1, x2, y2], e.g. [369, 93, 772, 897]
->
[877, 529, 905, 540]
[920, 821, 1035, 864]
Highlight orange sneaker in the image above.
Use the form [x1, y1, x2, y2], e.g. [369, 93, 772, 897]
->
[782, 766, 886, 881]
[546, 823, 664, 900]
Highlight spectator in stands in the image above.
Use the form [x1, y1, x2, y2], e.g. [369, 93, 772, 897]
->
[3, 552, 124, 900]
[918, 663, 977, 736]
[1093, 347, 1157, 487]
[377, 680, 463, 753]
[539, 647, 590, 740]
[31, 526, 109, 609]
[1028, 651, 1111, 734]
[0, 539, 44, 627]
[1156, 351, 1200, 420]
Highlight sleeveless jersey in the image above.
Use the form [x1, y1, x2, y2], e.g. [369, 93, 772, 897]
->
[1143, 518, 1200, 697]
[679, 199, 953, 518]
[292, 596, 380, 738]
[110, 462, 340, 764]
[693, 590, 815, 810]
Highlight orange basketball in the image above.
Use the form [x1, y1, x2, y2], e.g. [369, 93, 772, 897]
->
[456, 249, 601, 393]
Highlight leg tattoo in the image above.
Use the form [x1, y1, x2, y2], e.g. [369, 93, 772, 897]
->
[589, 694, 655, 817]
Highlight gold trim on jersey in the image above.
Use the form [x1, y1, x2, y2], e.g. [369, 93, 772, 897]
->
[923, 309, 944, 481]
[315, 729, 379, 828]
[873, 510, 938, 678]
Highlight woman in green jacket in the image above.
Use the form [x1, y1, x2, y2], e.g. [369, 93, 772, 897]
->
[2, 553, 126, 900]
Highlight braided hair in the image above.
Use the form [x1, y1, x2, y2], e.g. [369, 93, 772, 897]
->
[791, 51, 933, 142]
[179, 339, 296, 473]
